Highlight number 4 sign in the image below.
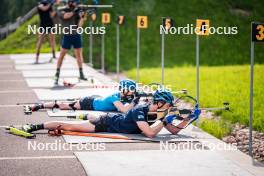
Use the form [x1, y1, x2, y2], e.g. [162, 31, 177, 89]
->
[196, 19, 210, 35]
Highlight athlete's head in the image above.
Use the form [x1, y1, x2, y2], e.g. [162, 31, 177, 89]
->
[68, 0, 80, 8]
[119, 79, 137, 101]
[40, 0, 49, 5]
[151, 89, 174, 111]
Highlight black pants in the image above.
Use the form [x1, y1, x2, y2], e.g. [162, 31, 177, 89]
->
[90, 115, 109, 132]
[79, 97, 94, 110]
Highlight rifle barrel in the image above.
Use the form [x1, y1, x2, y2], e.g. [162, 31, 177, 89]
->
[79, 5, 113, 8]
[200, 107, 227, 111]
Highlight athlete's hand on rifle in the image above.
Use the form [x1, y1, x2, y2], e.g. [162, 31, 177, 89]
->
[132, 96, 140, 105]
[79, 10, 85, 18]
[73, 8, 84, 18]
[161, 114, 176, 126]
[194, 108, 201, 117]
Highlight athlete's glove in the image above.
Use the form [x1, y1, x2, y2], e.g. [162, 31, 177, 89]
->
[121, 95, 134, 103]
[161, 114, 176, 126]
[132, 97, 140, 105]
[74, 8, 82, 14]
[194, 108, 201, 117]
[79, 10, 85, 18]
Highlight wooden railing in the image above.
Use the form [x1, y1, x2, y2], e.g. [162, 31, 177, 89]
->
[0, 7, 38, 40]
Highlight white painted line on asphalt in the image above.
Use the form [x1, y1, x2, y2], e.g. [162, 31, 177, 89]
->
[0, 66, 14, 68]
[0, 125, 20, 128]
[0, 90, 32, 93]
[0, 72, 21, 74]
[0, 155, 76, 160]
[0, 80, 25, 82]
[0, 60, 13, 63]
[0, 105, 23, 107]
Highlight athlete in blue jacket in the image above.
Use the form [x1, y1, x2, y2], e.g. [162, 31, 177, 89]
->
[26, 79, 139, 113]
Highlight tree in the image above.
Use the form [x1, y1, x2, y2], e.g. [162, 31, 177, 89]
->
[0, 0, 38, 26]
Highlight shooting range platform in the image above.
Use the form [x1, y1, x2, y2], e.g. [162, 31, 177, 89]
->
[75, 150, 254, 176]
[0, 54, 263, 176]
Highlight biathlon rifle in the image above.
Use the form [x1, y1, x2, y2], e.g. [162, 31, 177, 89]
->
[56, 0, 112, 16]
[147, 95, 231, 128]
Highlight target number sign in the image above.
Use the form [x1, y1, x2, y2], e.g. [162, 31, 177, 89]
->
[252, 22, 264, 42]
[102, 13, 111, 24]
[137, 16, 148, 29]
[196, 19, 210, 35]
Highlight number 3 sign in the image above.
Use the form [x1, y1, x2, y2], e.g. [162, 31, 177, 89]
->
[252, 22, 264, 42]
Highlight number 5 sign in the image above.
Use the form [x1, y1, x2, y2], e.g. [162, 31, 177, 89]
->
[252, 22, 264, 42]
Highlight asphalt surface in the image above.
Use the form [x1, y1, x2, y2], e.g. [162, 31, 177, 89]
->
[0, 55, 161, 176]
[0, 56, 86, 176]
[2, 54, 263, 176]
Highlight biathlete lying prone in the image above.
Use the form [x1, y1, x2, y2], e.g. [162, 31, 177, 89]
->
[21, 89, 198, 138]
[24, 79, 140, 114]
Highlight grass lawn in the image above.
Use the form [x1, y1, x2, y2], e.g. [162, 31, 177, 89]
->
[126, 64, 264, 138]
